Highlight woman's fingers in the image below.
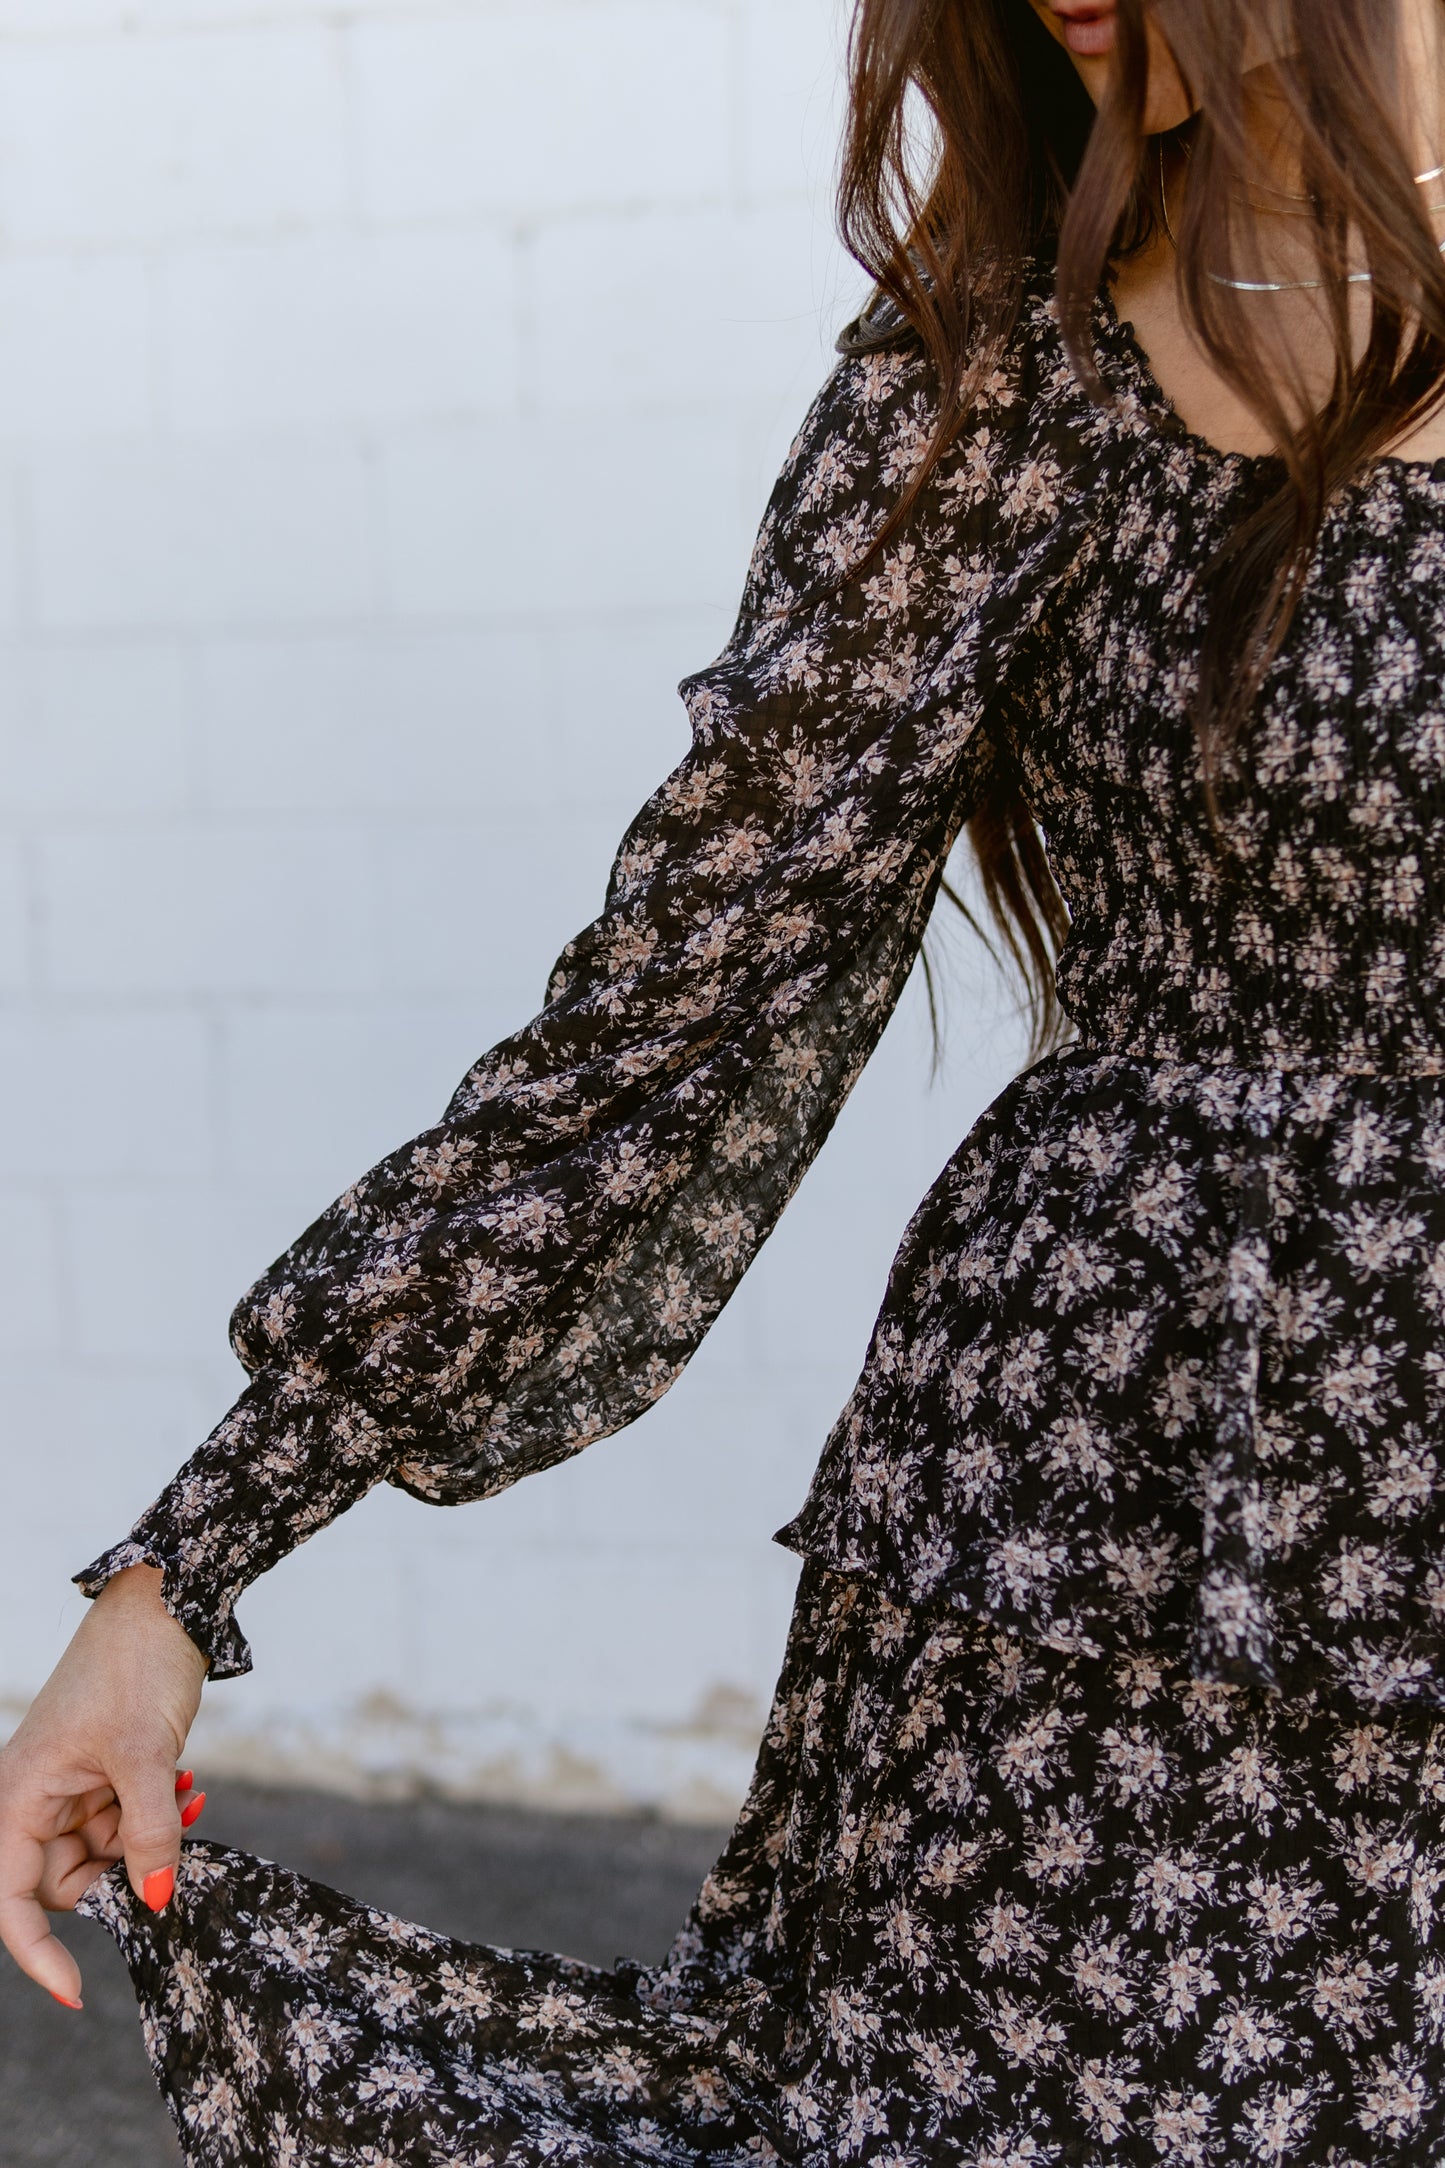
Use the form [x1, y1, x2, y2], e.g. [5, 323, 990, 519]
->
[34, 1830, 113, 1914]
[55, 1783, 117, 1840]
[30, 1773, 201, 1915]
[0, 1821, 85, 2007]
[68, 1795, 123, 1871]
[112, 1753, 183, 1916]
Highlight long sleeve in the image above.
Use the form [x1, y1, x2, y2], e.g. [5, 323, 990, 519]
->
[76, 295, 1105, 1677]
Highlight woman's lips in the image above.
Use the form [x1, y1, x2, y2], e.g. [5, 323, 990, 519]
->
[1050, 4, 1118, 58]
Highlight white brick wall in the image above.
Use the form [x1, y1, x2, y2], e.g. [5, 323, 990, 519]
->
[0, 0, 1029, 1820]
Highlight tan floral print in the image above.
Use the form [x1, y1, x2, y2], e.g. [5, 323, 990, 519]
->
[74, 268, 1445, 2161]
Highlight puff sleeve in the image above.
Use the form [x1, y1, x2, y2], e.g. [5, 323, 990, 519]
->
[75, 314, 1099, 1676]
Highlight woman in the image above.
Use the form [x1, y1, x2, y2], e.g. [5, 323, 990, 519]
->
[4, 0, 1445, 2158]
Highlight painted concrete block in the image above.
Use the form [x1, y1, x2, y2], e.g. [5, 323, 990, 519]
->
[0, 467, 20, 634]
[378, 409, 746, 619]
[541, 609, 718, 822]
[216, 999, 518, 1190]
[29, 436, 375, 631]
[738, 0, 851, 204]
[0, 28, 350, 245]
[0, 1012, 213, 1180]
[548, 1364, 822, 1557]
[162, 230, 519, 434]
[363, 813, 607, 1002]
[0, 0, 461, 25]
[218, 1500, 417, 1705]
[529, 200, 844, 413]
[63, 1180, 268, 1365]
[0, 1193, 63, 1357]
[0, 1364, 225, 1668]
[38, 826, 385, 997]
[0, 254, 152, 442]
[403, 1543, 767, 1729]
[0, 644, 190, 815]
[352, 5, 731, 224]
[194, 629, 549, 815]
[0, 835, 30, 993]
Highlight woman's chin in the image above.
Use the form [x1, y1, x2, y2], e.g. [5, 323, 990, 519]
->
[1143, 78, 1199, 135]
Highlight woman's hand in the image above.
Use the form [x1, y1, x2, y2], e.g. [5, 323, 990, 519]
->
[0, 1564, 208, 2007]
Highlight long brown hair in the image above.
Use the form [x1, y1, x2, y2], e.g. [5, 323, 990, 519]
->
[840, 0, 1445, 1058]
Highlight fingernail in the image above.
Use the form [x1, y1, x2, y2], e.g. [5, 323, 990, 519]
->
[179, 1792, 207, 1830]
[49, 1992, 83, 2011]
[173, 1771, 194, 1794]
[142, 1867, 174, 1913]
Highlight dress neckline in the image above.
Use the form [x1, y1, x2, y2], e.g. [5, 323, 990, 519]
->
[1093, 279, 1445, 489]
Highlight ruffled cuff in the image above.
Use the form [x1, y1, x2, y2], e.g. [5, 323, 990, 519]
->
[73, 1533, 251, 1680]
[73, 1362, 400, 1682]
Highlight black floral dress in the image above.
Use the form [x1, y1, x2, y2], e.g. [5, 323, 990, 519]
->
[74, 267, 1445, 2165]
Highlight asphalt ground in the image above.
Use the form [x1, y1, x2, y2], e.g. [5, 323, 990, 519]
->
[0, 1784, 730, 2168]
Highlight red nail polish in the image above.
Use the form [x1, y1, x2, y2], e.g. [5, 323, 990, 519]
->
[179, 1792, 207, 1830]
[174, 1770, 194, 1794]
[142, 1867, 174, 1913]
[49, 1992, 83, 2011]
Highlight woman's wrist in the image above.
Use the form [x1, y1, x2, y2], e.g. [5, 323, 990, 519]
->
[86, 1563, 209, 1678]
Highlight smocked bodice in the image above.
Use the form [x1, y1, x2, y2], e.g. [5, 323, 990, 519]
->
[780, 289, 1445, 1707]
[1018, 308, 1445, 1077]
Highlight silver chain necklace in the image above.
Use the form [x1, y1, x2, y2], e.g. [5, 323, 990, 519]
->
[1158, 140, 1445, 292]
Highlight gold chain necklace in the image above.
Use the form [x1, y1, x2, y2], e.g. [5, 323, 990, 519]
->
[1158, 138, 1445, 292]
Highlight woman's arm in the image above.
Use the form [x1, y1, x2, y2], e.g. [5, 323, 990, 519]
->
[0, 290, 1100, 1999]
[73, 338, 1018, 1684]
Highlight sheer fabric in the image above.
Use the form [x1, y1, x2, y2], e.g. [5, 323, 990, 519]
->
[77, 288, 1106, 1680]
[70, 263, 1445, 2168]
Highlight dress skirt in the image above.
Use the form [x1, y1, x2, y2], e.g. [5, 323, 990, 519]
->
[79, 1562, 1445, 2168]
